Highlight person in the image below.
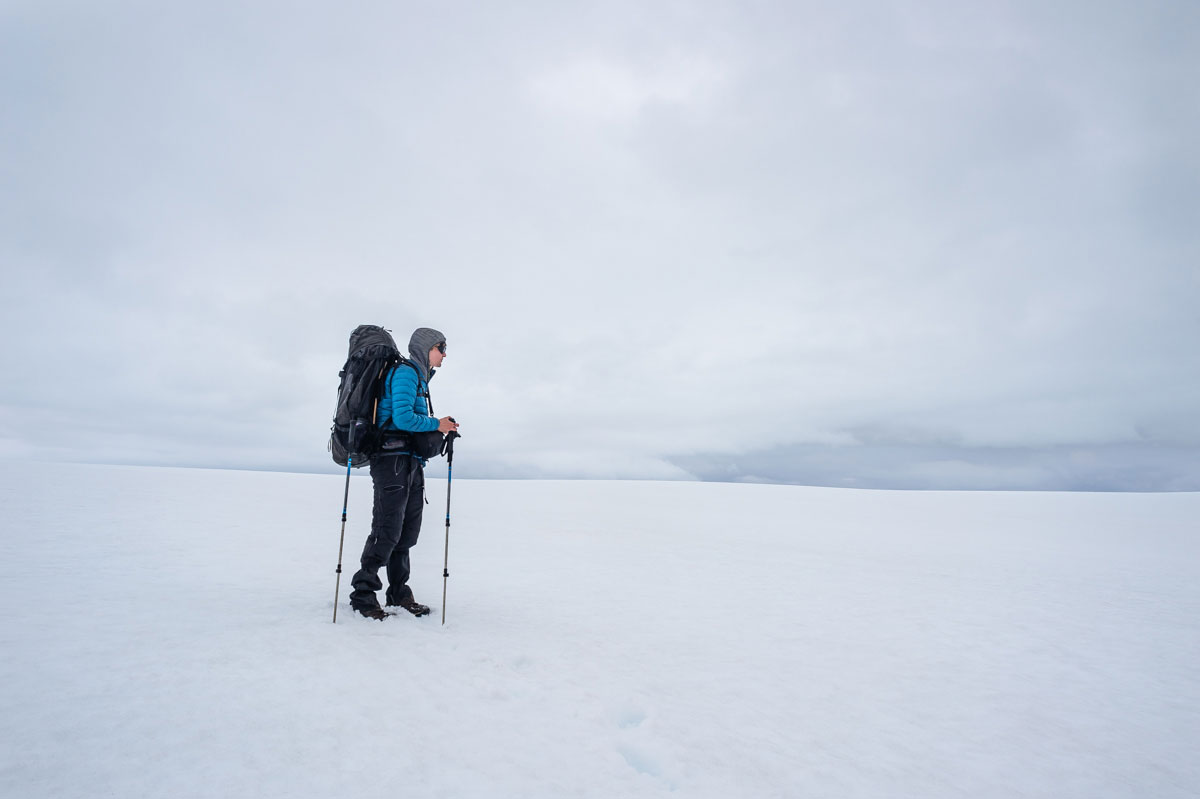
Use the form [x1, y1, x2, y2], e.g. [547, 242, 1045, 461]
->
[349, 327, 459, 620]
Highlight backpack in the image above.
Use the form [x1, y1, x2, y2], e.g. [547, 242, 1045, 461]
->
[329, 325, 402, 468]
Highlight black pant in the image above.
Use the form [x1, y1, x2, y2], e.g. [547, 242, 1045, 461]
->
[349, 454, 425, 609]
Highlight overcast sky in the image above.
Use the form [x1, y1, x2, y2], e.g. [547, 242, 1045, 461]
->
[2, 0, 1198, 489]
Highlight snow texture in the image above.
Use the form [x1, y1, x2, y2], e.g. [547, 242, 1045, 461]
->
[1, 463, 1197, 797]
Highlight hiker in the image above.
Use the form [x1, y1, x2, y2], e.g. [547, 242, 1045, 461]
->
[349, 327, 459, 619]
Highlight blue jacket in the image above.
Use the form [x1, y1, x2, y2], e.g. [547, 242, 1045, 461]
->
[378, 362, 440, 447]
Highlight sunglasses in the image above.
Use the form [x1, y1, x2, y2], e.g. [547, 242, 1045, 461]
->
[436, 342, 447, 355]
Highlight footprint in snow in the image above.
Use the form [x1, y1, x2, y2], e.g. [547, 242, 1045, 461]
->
[618, 710, 646, 729]
[616, 743, 662, 778]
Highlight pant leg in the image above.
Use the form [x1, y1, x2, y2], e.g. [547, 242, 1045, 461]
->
[385, 461, 425, 605]
[349, 455, 412, 609]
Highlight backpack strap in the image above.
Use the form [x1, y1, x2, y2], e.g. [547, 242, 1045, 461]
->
[371, 361, 392, 425]
[400, 359, 435, 417]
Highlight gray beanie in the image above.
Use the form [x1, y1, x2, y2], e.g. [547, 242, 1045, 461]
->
[408, 327, 446, 380]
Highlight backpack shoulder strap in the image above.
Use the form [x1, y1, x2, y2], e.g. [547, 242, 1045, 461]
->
[401, 359, 434, 417]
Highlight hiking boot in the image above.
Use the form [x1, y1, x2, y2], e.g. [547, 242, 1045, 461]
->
[354, 605, 389, 621]
[388, 598, 431, 617]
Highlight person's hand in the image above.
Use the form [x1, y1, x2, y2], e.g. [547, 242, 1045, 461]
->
[438, 417, 459, 434]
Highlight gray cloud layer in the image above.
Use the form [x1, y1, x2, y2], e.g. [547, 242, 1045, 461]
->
[2, 0, 1198, 488]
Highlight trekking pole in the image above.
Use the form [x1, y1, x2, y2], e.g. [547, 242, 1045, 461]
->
[441, 426, 461, 625]
[332, 454, 353, 623]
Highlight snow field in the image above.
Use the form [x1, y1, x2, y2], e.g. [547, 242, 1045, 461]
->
[0, 463, 1197, 797]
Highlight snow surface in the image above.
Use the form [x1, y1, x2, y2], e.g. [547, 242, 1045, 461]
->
[1, 462, 1197, 798]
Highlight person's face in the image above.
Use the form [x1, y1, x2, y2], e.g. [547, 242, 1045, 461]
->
[429, 342, 446, 369]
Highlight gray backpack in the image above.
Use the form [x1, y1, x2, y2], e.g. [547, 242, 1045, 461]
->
[329, 325, 402, 468]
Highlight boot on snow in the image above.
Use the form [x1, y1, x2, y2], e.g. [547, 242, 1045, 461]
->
[386, 586, 431, 617]
[389, 598, 431, 617]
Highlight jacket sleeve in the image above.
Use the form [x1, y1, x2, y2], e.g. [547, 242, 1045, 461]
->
[387, 365, 441, 433]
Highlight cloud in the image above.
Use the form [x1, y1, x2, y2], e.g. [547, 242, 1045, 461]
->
[2, 0, 1198, 489]
[529, 53, 729, 122]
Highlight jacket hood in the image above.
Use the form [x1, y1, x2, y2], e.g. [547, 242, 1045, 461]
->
[407, 327, 446, 381]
